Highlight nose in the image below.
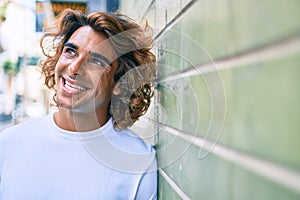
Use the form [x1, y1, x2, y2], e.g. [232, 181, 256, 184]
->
[68, 58, 84, 76]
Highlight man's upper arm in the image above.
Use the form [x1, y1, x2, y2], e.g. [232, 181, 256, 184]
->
[135, 170, 158, 200]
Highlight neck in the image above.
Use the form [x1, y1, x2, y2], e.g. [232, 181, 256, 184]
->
[54, 108, 110, 132]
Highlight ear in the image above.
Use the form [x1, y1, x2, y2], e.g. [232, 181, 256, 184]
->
[113, 82, 121, 95]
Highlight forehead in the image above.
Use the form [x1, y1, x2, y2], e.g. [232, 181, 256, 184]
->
[67, 26, 116, 59]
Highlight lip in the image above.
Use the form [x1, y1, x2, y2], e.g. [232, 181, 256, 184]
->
[61, 76, 89, 95]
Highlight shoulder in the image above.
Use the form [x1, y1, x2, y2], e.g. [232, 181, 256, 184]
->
[0, 115, 50, 143]
[100, 126, 157, 173]
[108, 127, 156, 155]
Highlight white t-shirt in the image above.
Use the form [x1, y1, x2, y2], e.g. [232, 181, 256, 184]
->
[0, 114, 157, 200]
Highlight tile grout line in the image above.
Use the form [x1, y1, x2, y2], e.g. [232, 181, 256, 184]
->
[158, 168, 191, 200]
[153, 121, 300, 195]
[158, 36, 300, 83]
[154, 0, 200, 41]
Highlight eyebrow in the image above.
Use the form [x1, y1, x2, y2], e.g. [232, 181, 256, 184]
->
[63, 42, 112, 66]
[64, 42, 78, 50]
[88, 52, 112, 66]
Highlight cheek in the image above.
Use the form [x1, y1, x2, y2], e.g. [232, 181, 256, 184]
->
[55, 57, 68, 76]
[55, 57, 63, 71]
[54, 63, 60, 81]
[55, 61, 63, 77]
[89, 69, 105, 82]
[93, 72, 114, 94]
[86, 72, 102, 91]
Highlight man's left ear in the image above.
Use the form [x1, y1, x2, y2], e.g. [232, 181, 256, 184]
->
[113, 82, 121, 95]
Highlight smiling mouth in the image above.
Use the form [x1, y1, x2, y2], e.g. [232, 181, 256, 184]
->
[62, 77, 88, 93]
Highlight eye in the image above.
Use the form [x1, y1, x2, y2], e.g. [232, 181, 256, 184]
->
[63, 47, 76, 57]
[88, 57, 106, 68]
[92, 58, 104, 66]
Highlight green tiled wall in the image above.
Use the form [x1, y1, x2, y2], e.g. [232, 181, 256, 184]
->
[158, 173, 183, 200]
[120, 0, 300, 199]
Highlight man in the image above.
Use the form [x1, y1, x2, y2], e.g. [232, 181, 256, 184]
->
[0, 9, 157, 199]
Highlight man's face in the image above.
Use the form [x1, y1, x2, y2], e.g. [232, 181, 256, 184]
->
[55, 26, 118, 113]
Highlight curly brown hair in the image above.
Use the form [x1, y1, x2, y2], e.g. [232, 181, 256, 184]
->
[40, 9, 156, 129]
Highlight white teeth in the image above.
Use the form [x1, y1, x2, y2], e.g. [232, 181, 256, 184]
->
[65, 80, 87, 92]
